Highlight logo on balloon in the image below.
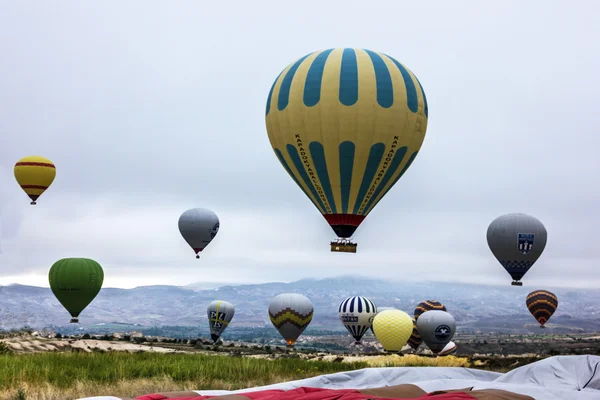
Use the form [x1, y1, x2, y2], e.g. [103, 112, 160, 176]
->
[517, 233, 534, 254]
[211, 222, 220, 239]
[434, 324, 452, 340]
[368, 315, 375, 324]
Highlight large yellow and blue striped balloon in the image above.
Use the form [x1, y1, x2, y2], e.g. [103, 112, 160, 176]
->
[265, 48, 428, 238]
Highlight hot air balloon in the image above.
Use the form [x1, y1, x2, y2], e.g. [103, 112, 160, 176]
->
[265, 48, 429, 253]
[487, 213, 547, 286]
[338, 296, 377, 344]
[372, 309, 413, 353]
[268, 293, 313, 348]
[416, 310, 456, 354]
[409, 300, 447, 350]
[14, 156, 56, 205]
[178, 208, 220, 258]
[414, 300, 447, 319]
[48, 258, 104, 323]
[370, 306, 397, 334]
[526, 290, 558, 328]
[407, 318, 422, 350]
[438, 341, 457, 356]
[207, 300, 235, 343]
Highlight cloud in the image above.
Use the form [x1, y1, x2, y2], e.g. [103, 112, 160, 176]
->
[1, 1, 599, 289]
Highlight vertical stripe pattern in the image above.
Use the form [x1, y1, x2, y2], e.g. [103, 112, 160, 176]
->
[338, 295, 377, 343]
[265, 48, 428, 236]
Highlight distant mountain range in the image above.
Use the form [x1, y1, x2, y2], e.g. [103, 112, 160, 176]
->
[1, 275, 599, 334]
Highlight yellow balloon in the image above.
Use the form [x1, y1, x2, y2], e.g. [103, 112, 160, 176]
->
[14, 156, 56, 205]
[265, 48, 428, 244]
[372, 309, 413, 352]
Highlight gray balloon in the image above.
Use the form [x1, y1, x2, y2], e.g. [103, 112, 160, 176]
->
[178, 208, 220, 258]
[487, 213, 547, 285]
[416, 310, 456, 354]
[268, 293, 313, 348]
[207, 300, 234, 343]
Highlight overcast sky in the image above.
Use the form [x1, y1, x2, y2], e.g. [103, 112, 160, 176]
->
[1, 1, 598, 289]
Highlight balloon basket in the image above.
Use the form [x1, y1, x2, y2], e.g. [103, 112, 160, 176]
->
[70, 318, 79, 323]
[330, 239, 357, 253]
[511, 281, 523, 286]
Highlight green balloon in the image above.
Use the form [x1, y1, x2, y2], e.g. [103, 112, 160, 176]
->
[48, 258, 104, 323]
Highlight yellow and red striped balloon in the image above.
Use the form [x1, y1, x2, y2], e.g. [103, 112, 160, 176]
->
[14, 156, 56, 205]
[526, 290, 558, 328]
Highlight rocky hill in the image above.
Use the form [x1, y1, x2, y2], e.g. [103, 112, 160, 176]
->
[1, 275, 599, 334]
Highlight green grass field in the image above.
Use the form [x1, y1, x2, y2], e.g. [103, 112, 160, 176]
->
[0, 352, 369, 399]
[0, 347, 523, 400]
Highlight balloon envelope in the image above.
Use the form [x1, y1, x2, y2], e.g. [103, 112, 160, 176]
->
[268, 293, 313, 347]
[416, 310, 456, 354]
[178, 208, 220, 258]
[487, 213, 547, 285]
[439, 341, 457, 356]
[265, 48, 429, 240]
[414, 300, 446, 320]
[14, 156, 56, 205]
[372, 309, 413, 352]
[407, 318, 422, 350]
[410, 300, 446, 350]
[48, 258, 104, 323]
[526, 290, 558, 327]
[338, 295, 377, 343]
[370, 307, 397, 334]
[207, 300, 235, 342]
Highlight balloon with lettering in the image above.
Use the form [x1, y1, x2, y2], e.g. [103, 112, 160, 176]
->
[416, 310, 456, 354]
[409, 300, 447, 349]
[526, 289, 558, 328]
[268, 293, 313, 348]
[207, 300, 235, 343]
[178, 208, 220, 259]
[338, 295, 377, 344]
[487, 213, 547, 286]
[48, 258, 104, 323]
[14, 156, 56, 205]
[264, 48, 429, 246]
